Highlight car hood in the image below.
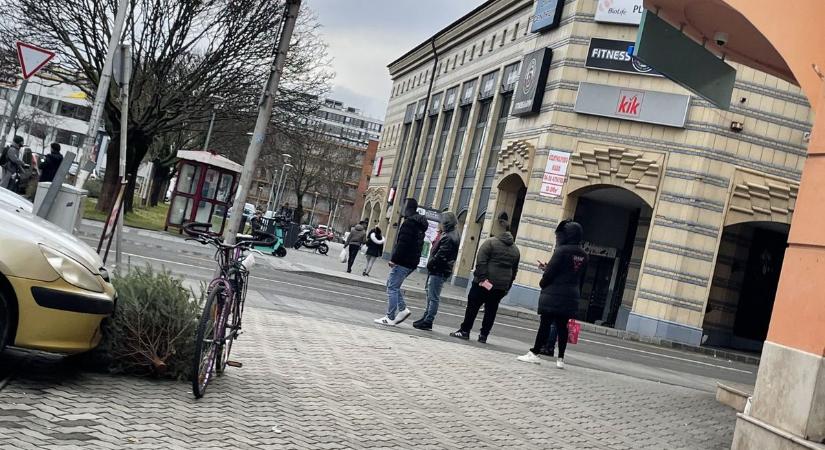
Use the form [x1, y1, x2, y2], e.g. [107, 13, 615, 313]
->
[0, 187, 34, 213]
[0, 204, 104, 272]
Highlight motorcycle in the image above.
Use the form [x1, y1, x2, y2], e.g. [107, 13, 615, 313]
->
[293, 228, 330, 254]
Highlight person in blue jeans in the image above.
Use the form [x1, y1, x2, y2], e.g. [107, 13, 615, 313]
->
[374, 198, 428, 326]
[414, 211, 460, 330]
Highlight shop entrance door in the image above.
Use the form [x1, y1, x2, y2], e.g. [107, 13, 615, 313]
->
[579, 255, 616, 323]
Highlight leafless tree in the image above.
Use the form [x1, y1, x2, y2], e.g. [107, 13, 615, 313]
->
[319, 141, 361, 227]
[0, 0, 332, 212]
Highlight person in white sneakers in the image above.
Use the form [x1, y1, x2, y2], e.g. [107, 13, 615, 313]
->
[373, 198, 428, 326]
[518, 220, 588, 369]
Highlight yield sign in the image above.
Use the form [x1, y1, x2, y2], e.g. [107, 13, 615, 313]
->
[16, 41, 55, 80]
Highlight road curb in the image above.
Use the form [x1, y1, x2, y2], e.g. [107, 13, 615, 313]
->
[293, 270, 761, 366]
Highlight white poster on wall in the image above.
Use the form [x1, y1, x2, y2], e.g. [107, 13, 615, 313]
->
[595, 0, 644, 25]
[540, 150, 570, 198]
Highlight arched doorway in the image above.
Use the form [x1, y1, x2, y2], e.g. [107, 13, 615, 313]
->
[493, 174, 527, 238]
[703, 221, 790, 351]
[568, 185, 653, 327]
[370, 202, 381, 227]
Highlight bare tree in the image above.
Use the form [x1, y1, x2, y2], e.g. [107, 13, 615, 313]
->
[319, 141, 361, 227]
[0, 0, 332, 212]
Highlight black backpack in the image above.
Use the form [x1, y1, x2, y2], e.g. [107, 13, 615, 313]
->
[0, 145, 8, 166]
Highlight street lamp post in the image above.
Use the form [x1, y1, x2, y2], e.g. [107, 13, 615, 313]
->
[273, 157, 292, 213]
[309, 191, 319, 225]
[267, 169, 279, 211]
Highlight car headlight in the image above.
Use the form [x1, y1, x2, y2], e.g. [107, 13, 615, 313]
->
[39, 244, 104, 293]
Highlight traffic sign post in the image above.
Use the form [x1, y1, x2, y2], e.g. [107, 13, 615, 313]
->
[0, 42, 55, 140]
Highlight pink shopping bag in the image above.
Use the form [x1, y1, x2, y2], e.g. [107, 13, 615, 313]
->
[568, 319, 581, 345]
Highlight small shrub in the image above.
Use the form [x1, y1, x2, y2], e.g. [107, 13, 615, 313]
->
[100, 266, 203, 379]
[85, 178, 103, 198]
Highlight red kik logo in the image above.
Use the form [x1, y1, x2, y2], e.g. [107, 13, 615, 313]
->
[616, 90, 644, 117]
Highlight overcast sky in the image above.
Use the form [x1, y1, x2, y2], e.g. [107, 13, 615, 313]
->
[307, 0, 485, 120]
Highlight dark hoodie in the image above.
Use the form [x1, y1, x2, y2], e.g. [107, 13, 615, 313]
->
[473, 231, 521, 291]
[426, 211, 460, 277]
[538, 220, 588, 316]
[391, 198, 429, 269]
[346, 223, 367, 246]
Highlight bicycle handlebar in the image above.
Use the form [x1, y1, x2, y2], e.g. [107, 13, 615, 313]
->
[182, 222, 276, 249]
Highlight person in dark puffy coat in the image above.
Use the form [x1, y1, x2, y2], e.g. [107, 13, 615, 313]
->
[450, 215, 521, 343]
[39, 142, 63, 183]
[362, 225, 385, 277]
[414, 211, 460, 330]
[518, 220, 588, 369]
[373, 198, 428, 326]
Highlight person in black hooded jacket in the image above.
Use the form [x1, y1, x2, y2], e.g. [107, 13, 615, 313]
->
[518, 220, 588, 369]
[413, 211, 460, 330]
[373, 198, 429, 326]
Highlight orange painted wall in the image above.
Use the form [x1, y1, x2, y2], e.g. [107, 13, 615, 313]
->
[722, 0, 825, 108]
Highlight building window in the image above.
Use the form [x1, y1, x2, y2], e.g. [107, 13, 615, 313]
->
[55, 128, 85, 147]
[462, 50, 466, 65]
[501, 30, 506, 46]
[490, 36, 495, 52]
[513, 23, 519, 40]
[57, 102, 92, 121]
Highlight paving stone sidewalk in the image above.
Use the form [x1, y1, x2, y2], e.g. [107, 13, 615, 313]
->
[0, 306, 735, 449]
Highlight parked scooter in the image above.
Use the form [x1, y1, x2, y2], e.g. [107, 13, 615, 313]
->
[293, 228, 330, 254]
[253, 215, 289, 257]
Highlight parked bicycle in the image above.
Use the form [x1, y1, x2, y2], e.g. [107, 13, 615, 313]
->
[183, 222, 275, 398]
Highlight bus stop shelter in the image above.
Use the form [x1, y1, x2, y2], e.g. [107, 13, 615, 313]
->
[165, 150, 242, 234]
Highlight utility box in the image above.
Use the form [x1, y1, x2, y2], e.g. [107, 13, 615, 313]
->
[34, 182, 88, 233]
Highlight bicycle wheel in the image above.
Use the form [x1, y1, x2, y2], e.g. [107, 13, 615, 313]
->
[216, 291, 240, 375]
[192, 286, 227, 398]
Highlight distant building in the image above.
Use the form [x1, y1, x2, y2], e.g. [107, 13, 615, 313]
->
[0, 75, 93, 158]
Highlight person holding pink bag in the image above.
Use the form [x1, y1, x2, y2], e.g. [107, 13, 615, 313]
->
[518, 220, 588, 369]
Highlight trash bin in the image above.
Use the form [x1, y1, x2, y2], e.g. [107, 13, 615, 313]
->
[33, 182, 88, 233]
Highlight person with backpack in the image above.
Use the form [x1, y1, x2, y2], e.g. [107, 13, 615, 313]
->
[413, 211, 460, 330]
[0, 136, 24, 190]
[373, 198, 428, 326]
[450, 214, 521, 343]
[362, 225, 385, 277]
[39, 142, 63, 183]
[518, 220, 588, 369]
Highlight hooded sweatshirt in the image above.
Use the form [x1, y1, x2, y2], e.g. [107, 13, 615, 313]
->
[391, 198, 429, 269]
[473, 231, 521, 291]
[538, 220, 588, 316]
[426, 211, 460, 277]
[346, 223, 367, 246]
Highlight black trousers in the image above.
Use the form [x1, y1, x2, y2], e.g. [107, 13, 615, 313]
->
[531, 313, 571, 359]
[459, 283, 508, 336]
[347, 244, 360, 271]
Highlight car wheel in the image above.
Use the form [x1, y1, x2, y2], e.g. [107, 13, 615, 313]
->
[0, 290, 9, 354]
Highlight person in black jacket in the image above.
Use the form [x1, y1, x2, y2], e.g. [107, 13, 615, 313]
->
[39, 142, 63, 183]
[518, 220, 588, 369]
[362, 225, 385, 277]
[374, 198, 429, 326]
[413, 211, 460, 330]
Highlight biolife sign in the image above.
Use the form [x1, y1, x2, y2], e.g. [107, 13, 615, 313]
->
[585, 38, 662, 77]
[574, 82, 690, 128]
[595, 0, 644, 25]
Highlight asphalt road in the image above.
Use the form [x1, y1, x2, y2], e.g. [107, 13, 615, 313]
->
[77, 225, 758, 394]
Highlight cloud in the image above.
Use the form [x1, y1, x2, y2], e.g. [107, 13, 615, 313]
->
[307, 0, 485, 118]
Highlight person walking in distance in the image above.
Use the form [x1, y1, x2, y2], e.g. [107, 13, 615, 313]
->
[450, 214, 520, 343]
[518, 220, 588, 369]
[414, 211, 460, 330]
[345, 220, 368, 273]
[39, 142, 63, 183]
[0, 136, 25, 190]
[373, 198, 428, 326]
[362, 225, 385, 277]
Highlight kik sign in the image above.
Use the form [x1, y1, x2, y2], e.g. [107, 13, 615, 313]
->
[574, 82, 690, 128]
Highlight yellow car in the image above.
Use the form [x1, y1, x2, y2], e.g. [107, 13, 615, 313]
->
[0, 197, 116, 354]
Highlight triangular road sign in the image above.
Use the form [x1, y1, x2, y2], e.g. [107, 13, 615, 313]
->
[16, 41, 55, 80]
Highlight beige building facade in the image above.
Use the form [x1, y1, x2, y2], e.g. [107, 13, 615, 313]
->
[364, 0, 811, 348]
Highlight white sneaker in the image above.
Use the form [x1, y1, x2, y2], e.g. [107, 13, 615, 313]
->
[374, 316, 395, 326]
[392, 308, 412, 325]
[517, 351, 541, 364]
[556, 358, 565, 369]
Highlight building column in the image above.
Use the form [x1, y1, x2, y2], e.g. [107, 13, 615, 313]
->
[732, 91, 825, 448]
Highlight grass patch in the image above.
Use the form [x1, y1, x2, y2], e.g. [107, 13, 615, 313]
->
[84, 197, 170, 232]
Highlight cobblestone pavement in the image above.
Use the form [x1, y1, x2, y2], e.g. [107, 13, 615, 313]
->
[0, 306, 736, 449]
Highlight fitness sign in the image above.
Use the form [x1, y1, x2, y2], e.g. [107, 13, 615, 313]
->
[585, 38, 662, 77]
